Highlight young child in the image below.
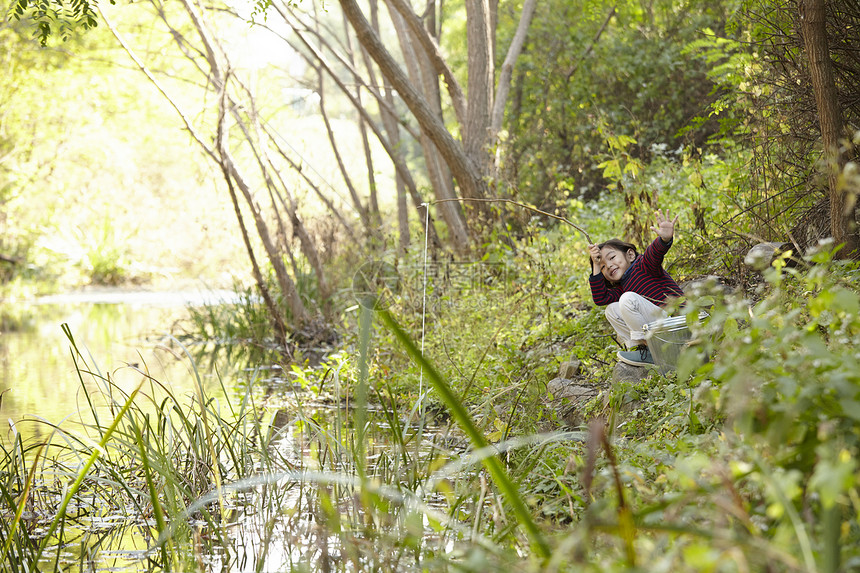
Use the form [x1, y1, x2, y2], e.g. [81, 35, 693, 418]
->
[588, 209, 684, 367]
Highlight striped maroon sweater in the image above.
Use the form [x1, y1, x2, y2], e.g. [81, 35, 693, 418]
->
[589, 237, 684, 307]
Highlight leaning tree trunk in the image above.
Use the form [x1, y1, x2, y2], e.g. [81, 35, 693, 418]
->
[800, 0, 857, 256]
[179, 0, 312, 323]
[339, 0, 488, 213]
[218, 144, 310, 324]
[104, 0, 314, 327]
[317, 71, 373, 233]
[217, 148, 290, 351]
[490, 0, 538, 141]
[278, 6, 443, 248]
[387, 4, 471, 251]
[367, 0, 409, 253]
[342, 10, 382, 226]
[386, 0, 466, 127]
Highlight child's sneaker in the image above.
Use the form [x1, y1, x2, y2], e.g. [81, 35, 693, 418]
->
[617, 345, 656, 368]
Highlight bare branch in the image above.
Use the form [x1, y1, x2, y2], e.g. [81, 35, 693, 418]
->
[316, 67, 373, 230]
[98, 5, 217, 162]
[274, 5, 434, 214]
[216, 83, 290, 350]
[257, 6, 420, 141]
[565, 5, 616, 84]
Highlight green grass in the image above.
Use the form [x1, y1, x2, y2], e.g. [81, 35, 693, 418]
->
[4, 232, 860, 572]
[0, 318, 555, 570]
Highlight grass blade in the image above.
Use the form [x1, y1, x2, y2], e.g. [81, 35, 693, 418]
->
[0, 444, 43, 564]
[34, 377, 145, 564]
[378, 309, 551, 560]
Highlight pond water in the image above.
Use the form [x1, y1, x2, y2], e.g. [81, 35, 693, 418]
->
[0, 288, 240, 445]
[0, 290, 480, 572]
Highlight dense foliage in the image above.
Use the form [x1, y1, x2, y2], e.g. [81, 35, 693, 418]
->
[0, 14, 246, 294]
[4, 206, 860, 570]
[733, 0, 860, 244]
[3, 0, 860, 570]
[502, 0, 741, 207]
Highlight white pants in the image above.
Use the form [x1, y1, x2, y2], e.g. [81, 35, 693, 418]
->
[605, 292, 667, 349]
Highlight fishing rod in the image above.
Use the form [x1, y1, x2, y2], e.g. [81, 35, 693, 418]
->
[426, 197, 592, 244]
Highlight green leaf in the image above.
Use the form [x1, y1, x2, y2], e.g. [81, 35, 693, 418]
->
[840, 400, 860, 422]
[809, 450, 857, 508]
[597, 159, 622, 180]
[832, 288, 859, 315]
[379, 310, 551, 560]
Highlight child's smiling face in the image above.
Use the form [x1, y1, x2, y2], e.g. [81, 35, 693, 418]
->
[598, 245, 636, 282]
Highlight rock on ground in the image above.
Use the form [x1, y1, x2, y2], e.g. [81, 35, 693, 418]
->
[546, 359, 605, 427]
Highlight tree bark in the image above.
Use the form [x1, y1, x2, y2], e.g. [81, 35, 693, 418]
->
[367, 0, 409, 254]
[218, 143, 310, 324]
[317, 69, 373, 233]
[341, 10, 381, 225]
[464, 0, 493, 170]
[232, 107, 334, 309]
[264, 154, 333, 312]
[388, 4, 471, 251]
[280, 10, 437, 241]
[490, 0, 537, 139]
[339, 0, 487, 207]
[800, 0, 857, 255]
[180, 0, 311, 323]
[385, 0, 467, 127]
[218, 156, 290, 352]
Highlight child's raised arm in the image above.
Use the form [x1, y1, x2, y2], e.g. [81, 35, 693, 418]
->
[588, 244, 603, 276]
[650, 209, 680, 243]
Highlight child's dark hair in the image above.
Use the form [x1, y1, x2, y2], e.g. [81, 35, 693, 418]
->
[590, 238, 639, 280]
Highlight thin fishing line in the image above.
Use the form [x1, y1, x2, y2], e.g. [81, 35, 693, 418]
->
[419, 202, 430, 406]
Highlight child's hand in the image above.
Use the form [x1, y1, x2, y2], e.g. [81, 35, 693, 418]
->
[588, 244, 603, 275]
[651, 209, 679, 242]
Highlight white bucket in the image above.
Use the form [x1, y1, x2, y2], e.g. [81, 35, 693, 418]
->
[642, 313, 708, 374]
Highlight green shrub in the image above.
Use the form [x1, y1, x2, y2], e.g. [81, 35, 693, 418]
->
[685, 245, 860, 570]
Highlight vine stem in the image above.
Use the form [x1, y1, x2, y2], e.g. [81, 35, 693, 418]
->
[430, 197, 592, 243]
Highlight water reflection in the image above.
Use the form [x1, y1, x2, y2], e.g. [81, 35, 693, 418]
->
[0, 291, 500, 572]
[0, 289, 238, 445]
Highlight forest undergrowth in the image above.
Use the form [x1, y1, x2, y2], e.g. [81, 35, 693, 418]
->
[244, 184, 860, 571]
[5, 0, 860, 567]
[3, 191, 860, 571]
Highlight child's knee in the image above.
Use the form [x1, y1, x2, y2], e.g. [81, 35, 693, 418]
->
[619, 291, 641, 312]
[605, 302, 621, 321]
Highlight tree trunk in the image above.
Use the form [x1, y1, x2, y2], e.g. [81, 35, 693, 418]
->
[388, 4, 471, 251]
[317, 71, 373, 234]
[464, 0, 493, 170]
[385, 0, 467, 127]
[219, 161, 290, 352]
[264, 155, 333, 311]
[339, 0, 488, 206]
[367, 0, 409, 254]
[341, 10, 381, 226]
[490, 0, 537, 140]
[219, 144, 310, 324]
[800, 0, 857, 255]
[232, 111, 334, 310]
[280, 9, 442, 247]
[175, 0, 312, 324]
